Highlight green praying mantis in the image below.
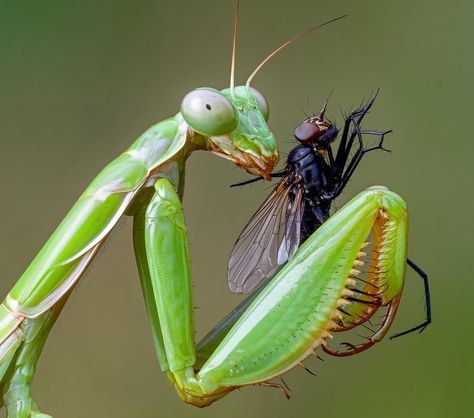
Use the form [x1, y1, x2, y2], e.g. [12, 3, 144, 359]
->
[0, 4, 427, 417]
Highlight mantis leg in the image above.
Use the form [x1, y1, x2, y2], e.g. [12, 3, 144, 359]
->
[132, 206, 170, 371]
[195, 277, 272, 369]
[0, 292, 71, 418]
[189, 186, 407, 391]
[137, 179, 408, 406]
[142, 181, 195, 373]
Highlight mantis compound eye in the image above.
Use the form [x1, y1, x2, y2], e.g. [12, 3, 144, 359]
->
[294, 122, 321, 144]
[181, 88, 238, 135]
[249, 87, 269, 121]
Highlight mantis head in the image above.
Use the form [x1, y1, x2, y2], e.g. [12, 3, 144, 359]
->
[180, 1, 345, 180]
[180, 86, 277, 179]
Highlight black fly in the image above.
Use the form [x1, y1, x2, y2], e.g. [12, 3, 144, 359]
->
[228, 92, 431, 339]
[228, 92, 391, 293]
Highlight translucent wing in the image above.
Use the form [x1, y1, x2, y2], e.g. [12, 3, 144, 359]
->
[228, 177, 304, 294]
[277, 187, 304, 264]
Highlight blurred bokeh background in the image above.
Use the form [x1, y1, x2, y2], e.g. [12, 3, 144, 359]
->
[0, 0, 471, 417]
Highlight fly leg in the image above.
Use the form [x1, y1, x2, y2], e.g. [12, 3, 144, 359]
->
[332, 127, 391, 197]
[330, 92, 391, 198]
[333, 91, 379, 175]
[230, 171, 285, 188]
[390, 258, 431, 338]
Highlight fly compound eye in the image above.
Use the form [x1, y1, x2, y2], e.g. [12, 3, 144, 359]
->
[249, 87, 269, 121]
[294, 122, 321, 144]
[181, 88, 238, 135]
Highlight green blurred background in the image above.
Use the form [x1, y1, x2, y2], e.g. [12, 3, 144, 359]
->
[0, 0, 471, 417]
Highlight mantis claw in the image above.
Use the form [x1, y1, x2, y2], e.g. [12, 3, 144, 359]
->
[323, 295, 402, 357]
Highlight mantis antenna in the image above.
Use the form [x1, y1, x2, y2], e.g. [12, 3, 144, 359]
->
[245, 15, 348, 89]
[229, 0, 240, 97]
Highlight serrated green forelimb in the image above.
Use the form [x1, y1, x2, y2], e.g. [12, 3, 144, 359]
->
[166, 187, 407, 405]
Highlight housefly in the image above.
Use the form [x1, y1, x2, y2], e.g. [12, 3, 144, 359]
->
[228, 92, 430, 340]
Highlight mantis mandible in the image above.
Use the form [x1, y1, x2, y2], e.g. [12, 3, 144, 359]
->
[0, 4, 412, 417]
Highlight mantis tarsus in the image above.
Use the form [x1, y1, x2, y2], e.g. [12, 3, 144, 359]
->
[0, 4, 425, 417]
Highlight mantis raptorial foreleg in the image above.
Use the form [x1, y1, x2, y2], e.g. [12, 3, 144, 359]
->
[195, 277, 271, 369]
[134, 179, 407, 406]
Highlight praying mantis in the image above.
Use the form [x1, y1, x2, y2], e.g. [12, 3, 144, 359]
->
[0, 3, 427, 417]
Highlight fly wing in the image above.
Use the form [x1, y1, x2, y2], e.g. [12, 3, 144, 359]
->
[277, 185, 304, 264]
[228, 177, 304, 294]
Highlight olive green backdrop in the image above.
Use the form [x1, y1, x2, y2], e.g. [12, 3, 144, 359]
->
[0, 0, 471, 417]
